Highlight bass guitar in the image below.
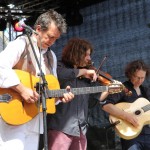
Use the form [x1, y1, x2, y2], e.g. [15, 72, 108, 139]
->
[109, 97, 150, 140]
[0, 70, 123, 125]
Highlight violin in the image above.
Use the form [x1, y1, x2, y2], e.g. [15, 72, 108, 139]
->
[86, 60, 132, 96]
[97, 70, 113, 85]
[86, 60, 113, 85]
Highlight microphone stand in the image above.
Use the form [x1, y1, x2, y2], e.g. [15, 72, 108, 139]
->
[25, 30, 49, 150]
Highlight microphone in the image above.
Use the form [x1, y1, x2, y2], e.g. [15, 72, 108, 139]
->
[14, 20, 38, 35]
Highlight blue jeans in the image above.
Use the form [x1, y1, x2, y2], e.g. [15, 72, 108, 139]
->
[121, 134, 150, 150]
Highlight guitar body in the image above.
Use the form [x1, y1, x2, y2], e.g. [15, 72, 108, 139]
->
[0, 70, 59, 125]
[109, 98, 150, 140]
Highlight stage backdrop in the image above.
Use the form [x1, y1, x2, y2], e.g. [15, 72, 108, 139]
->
[52, 0, 150, 85]
[51, 2, 150, 148]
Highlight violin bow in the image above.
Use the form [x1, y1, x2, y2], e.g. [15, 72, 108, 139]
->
[96, 55, 114, 82]
[96, 55, 107, 74]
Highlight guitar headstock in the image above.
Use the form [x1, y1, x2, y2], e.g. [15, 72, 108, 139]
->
[108, 83, 124, 94]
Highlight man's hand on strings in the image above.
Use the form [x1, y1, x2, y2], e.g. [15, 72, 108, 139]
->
[59, 86, 74, 103]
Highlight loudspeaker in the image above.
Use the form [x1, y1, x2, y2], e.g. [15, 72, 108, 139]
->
[0, 18, 7, 31]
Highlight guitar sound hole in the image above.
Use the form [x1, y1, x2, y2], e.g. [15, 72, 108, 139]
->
[135, 110, 141, 115]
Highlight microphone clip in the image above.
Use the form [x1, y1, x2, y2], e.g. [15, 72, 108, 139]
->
[16, 20, 38, 35]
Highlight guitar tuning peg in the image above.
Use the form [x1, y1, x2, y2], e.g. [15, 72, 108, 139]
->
[125, 89, 132, 96]
[121, 85, 132, 96]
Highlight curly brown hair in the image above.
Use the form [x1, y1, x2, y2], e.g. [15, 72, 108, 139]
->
[62, 37, 93, 67]
[125, 60, 150, 79]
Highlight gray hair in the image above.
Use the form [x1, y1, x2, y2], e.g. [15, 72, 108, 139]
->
[34, 9, 67, 34]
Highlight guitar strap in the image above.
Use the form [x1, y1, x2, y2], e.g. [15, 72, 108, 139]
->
[43, 48, 54, 75]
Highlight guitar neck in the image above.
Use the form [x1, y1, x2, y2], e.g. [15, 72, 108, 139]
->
[142, 104, 150, 112]
[46, 86, 108, 98]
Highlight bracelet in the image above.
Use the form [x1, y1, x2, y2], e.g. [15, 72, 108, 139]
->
[99, 100, 107, 105]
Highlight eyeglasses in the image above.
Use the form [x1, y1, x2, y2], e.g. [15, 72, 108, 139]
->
[133, 75, 145, 80]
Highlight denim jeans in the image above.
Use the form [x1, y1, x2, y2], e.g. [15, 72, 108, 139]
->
[121, 134, 150, 150]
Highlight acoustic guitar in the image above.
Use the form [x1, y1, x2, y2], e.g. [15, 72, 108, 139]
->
[109, 97, 150, 140]
[0, 70, 123, 125]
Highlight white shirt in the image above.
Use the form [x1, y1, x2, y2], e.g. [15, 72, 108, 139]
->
[0, 36, 57, 88]
[0, 35, 57, 133]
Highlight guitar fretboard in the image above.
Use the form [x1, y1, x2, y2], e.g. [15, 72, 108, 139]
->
[46, 86, 108, 98]
[142, 104, 150, 112]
